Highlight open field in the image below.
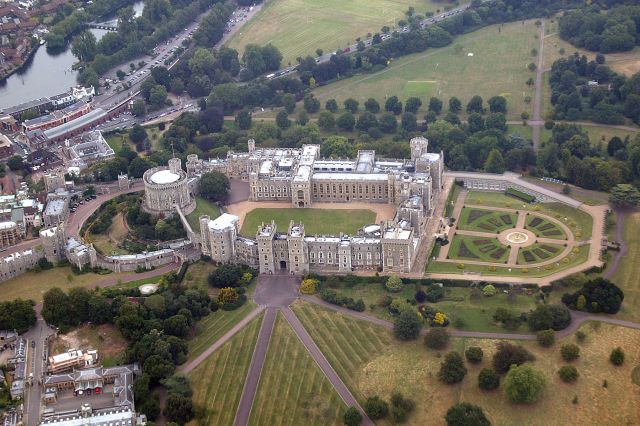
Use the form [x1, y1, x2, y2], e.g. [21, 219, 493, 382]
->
[188, 301, 257, 361]
[294, 301, 640, 426]
[51, 324, 127, 367]
[249, 313, 346, 426]
[88, 212, 131, 255]
[448, 235, 509, 263]
[188, 313, 262, 426]
[311, 21, 539, 120]
[0, 266, 129, 303]
[186, 197, 221, 231]
[611, 212, 640, 322]
[226, 0, 455, 65]
[239, 207, 376, 237]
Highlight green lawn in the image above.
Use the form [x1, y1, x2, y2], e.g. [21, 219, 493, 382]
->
[239, 208, 376, 237]
[188, 313, 263, 426]
[311, 20, 539, 120]
[182, 261, 216, 292]
[188, 301, 257, 361]
[611, 212, 640, 322]
[227, 0, 456, 65]
[524, 213, 567, 239]
[249, 312, 346, 426]
[517, 242, 565, 265]
[88, 212, 131, 256]
[457, 207, 517, 233]
[448, 235, 510, 263]
[185, 197, 221, 231]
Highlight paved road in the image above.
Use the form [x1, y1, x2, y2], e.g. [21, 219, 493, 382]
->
[23, 318, 55, 426]
[233, 308, 277, 426]
[281, 307, 373, 425]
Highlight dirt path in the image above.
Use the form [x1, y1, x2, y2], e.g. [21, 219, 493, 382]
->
[604, 209, 628, 279]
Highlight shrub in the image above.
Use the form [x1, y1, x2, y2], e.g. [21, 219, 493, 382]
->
[438, 351, 467, 384]
[343, 407, 362, 426]
[558, 365, 579, 383]
[445, 403, 490, 426]
[575, 330, 586, 343]
[414, 289, 427, 303]
[536, 329, 555, 347]
[560, 344, 580, 361]
[425, 328, 450, 350]
[527, 304, 571, 331]
[364, 396, 388, 420]
[465, 347, 483, 364]
[425, 286, 445, 302]
[217, 287, 238, 305]
[610, 347, 625, 366]
[504, 365, 546, 404]
[482, 284, 496, 296]
[386, 275, 403, 292]
[478, 368, 500, 391]
[561, 278, 624, 314]
[493, 342, 535, 374]
[393, 310, 422, 340]
[389, 392, 414, 423]
[300, 279, 319, 295]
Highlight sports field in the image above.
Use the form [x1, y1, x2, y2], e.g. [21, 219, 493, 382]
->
[293, 301, 640, 425]
[312, 20, 539, 119]
[249, 313, 346, 426]
[227, 0, 454, 65]
[188, 313, 263, 426]
[239, 207, 376, 237]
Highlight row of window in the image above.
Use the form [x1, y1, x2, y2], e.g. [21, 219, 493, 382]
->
[313, 183, 388, 195]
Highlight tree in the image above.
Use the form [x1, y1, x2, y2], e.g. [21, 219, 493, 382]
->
[478, 368, 500, 391]
[558, 365, 579, 383]
[466, 95, 484, 114]
[343, 407, 362, 426]
[389, 392, 414, 423]
[405, 97, 422, 113]
[393, 310, 422, 340]
[276, 110, 291, 129]
[561, 278, 624, 314]
[536, 329, 555, 347]
[528, 62, 537, 71]
[283, 94, 296, 113]
[465, 347, 483, 364]
[488, 95, 507, 113]
[438, 351, 467, 384]
[41, 287, 71, 327]
[364, 98, 380, 113]
[610, 347, 625, 366]
[164, 394, 194, 424]
[325, 99, 338, 113]
[149, 85, 168, 110]
[343, 98, 359, 113]
[504, 365, 546, 403]
[129, 157, 152, 178]
[386, 275, 403, 292]
[235, 109, 252, 130]
[321, 136, 352, 158]
[356, 112, 378, 131]
[303, 94, 320, 113]
[428, 97, 443, 114]
[401, 112, 417, 132]
[379, 113, 397, 134]
[7, 155, 23, 172]
[199, 171, 229, 202]
[560, 344, 580, 361]
[449, 97, 462, 113]
[0, 299, 36, 334]
[364, 396, 388, 420]
[130, 124, 147, 145]
[424, 328, 450, 350]
[337, 112, 355, 131]
[385, 96, 402, 114]
[300, 279, 318, 295]
[492, 342, 535, 374]
[482, 285, 496, 297]
[445, 403, 490, 426]
[484, 149, 505, 173]
[296, 110, 309, 126]
[318, 111, 336, 131]
[71, 30, 97, 62]
[527, 304, 571, 331]
[609, 184, 640, 208]
[217, 287, 239, 305]
[131, 100, 146, 117]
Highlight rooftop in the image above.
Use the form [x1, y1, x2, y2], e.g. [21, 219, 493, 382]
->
[150, 170, 180, 184]
[43, 108, 107, 140]
[312, 172, 389, 182]
[208, 213, 239, 232]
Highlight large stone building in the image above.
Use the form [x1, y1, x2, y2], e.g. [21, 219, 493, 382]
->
[143, 157, 196, 216]
[192, 137, 444, 274]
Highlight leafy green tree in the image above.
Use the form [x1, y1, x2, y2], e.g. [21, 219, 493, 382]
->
[235, 109, 252, 130]
[149, 85, 168, 110]
[343, 98, 359, 113]
[385, 96, 402, 114]
[318, 111, 336, 131]
[466, 95, 484, 114]
[379, 113, 397, 133]
[504, 365, 546, 403]
[405, 97, 422, 113]
[561, 278, 624, 314]
[164, 394, 194, 424]
[609, 184, 640, 208]
[482, 285, 496, 297]
[296, 110, 309, 126]
[527, 304, 571, 331]
[478, 368, 500, 391]
[386, 275, 403, 292]
[488, 95, 507, 113]
[276, 110, 291, 129]
[283, 94, 296, 113]
[42, 287, 72, 327]
[484, 149, 505, 173]
[449, 97, 462, 113]
[303, 94, 320, 113]
[343, 407, 362, 426]
[558, 365, 579, 383]
[321, 136, 352, 158]
[325, 99, 338, 112]
[393, 310, 422, 340]
[130, 124, 147, 145]
[536, 329, 555, 347]
[445, 403, 490, 426]
[465, 347, 483, 364]
[364, 396, 388, 420]
[131, 100, 146, 117]
[0, 299, 36, 333]
[364, 98, 380, 113]
[71, 30, 97, 62]
[424, 327, 450, 350]
[560, 344, 580, 361]
[337, 112, 355, 131]
[610, 347, 625, 366]
[7, 155, 23, 172]
[428, 97, 443, 114]
[401, 112, 417, 132]
[438, 351, 467, 384]
[356, 111, 379, 131]
[492, 342, 535, 374]
[199, 172, 230, 202]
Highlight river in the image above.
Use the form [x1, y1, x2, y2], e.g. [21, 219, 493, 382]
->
[0, 1, 144, 110]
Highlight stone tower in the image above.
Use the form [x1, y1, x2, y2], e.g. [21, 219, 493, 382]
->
[256, 221, 276, 274]
[287, 221, 308, 275]
[248, 138, 256, 154]
[168, 157, 181, 174]
[199, 215, 211, 255]
[40, 225, 66, 262]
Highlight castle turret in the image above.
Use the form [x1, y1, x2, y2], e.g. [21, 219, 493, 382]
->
[40, 225, 66, 262]
[287, 221, 308, 275]
[256, 221, 276, 274]
[168, 157, 181, 174]
[248, 138, 256, 154]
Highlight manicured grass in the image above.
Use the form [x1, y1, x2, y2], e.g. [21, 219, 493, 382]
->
[239, 208, 376, 237]
[0, 266, 129, 303]
[448, 235, 509, 263]
[185, 197, 221, 231]
[182, 261, 216, 293]
[517, 242, 564, 265]
[226, 0, 451, 65]
[295, 301, 640, 425]
[311, 20, 539, 120]
[88, 212, 131, 255]
[188, 313, 263, 426]
[427, 244, 590, 277]
[465, 191, 592, 240]
[458, 207, 517, 233]
[249, 313, 346, 426]
[188, 301, 257, 361]
[507, 123, 551, 142]
[525, 213, 567, 239]
[444, 183, 462, 217]
[611, 212, 640, 322]
[520, 176, 609, 206]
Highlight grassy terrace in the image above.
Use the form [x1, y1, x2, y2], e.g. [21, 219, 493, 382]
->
[239, 208, 376, 237]
[249, 313, 346, 426]
[185, 197, 221, 231]
[188, 313, 262, 426]
[187, 301, 257, 361]
[227, 0, 452, 65]
[457, 207, 517, 233]
[295, 301, 640, 425]
[88, 212, 131, 256]
[311, 20, 539, 120]
[525, 213, 567, 239]
[448, 235, 509, 263]
[517, 242, 565, 265]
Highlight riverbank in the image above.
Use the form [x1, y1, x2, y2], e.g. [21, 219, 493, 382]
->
[0, 42, 40, 85]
